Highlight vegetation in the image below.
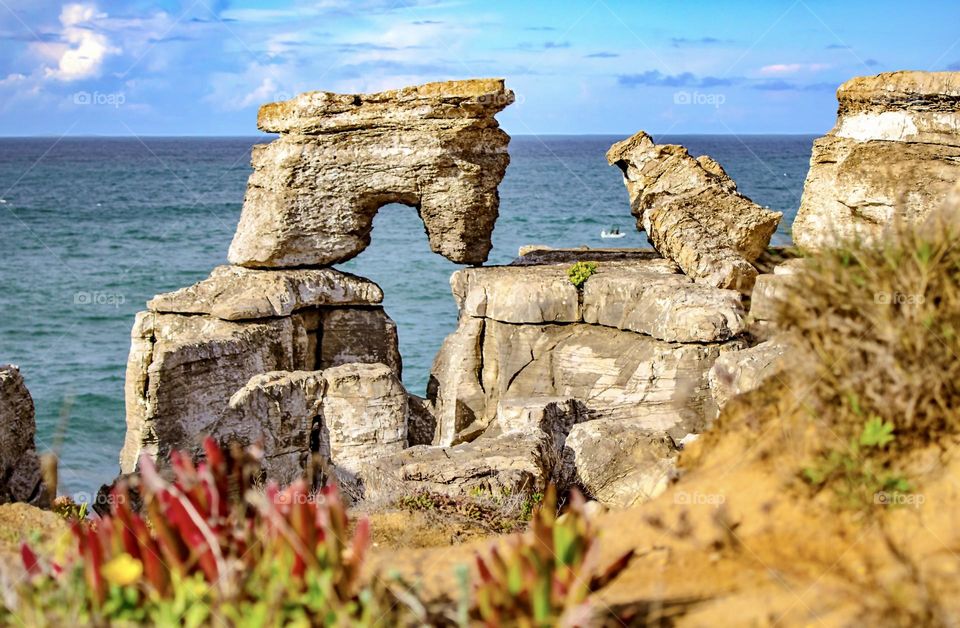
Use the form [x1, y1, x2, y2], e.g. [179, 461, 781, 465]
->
[398, 489, 542, 535]
[467, 486, 633, 627]
[566, 261, 597, 288]
[778, 212, 960, 507]
[8, 439, 406, 627]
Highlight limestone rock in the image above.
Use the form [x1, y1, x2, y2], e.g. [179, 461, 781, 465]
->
[582, 263, 746, 342]
[0, 366, 47, 507]
[607, 132, 782, 292]
[708, 338, 790, 411]
[317, 308, 402, 377]
[364, 431, 561, 501]
[749, 259, 805, 323]
[120, 312, 312, 473]
[228, 79, 513, 268]
[213, 371, 325, 486]
[427, 316, 487, 446]
[148, 265, 382, 321]
[793, 71, 960, 251]
[452, 265, 580, 324]
[429, 319, 743, 445]
[320, 363, 408, 484]
[566, 420, 678, 508]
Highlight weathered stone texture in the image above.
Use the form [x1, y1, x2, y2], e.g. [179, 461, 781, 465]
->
[0, 366, 47, 507]
[228, 79, 513, 268]
[566, 420, 678, 508]
[793, 71, 960, 250]
[607, 131, 781, 292]
[148, 265, 382, 320]
[120, 312, 311, 473]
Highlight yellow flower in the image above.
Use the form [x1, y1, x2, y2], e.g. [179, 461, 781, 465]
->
[102, 554, 143, 587]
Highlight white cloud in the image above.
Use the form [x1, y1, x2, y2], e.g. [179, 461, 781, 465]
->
[43, 3, 120, 81]
[759, 63, 830, 75]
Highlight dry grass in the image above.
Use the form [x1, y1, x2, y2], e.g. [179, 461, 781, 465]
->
[776, 211, 960, 449]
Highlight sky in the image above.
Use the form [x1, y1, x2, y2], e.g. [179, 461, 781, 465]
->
[0, 0, 958, 136]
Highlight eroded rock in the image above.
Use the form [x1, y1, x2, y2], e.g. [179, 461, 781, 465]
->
[148, 265, 383, 321]
[213, 371, 325, 486]
[228, 79, 513, 268]
[708, 338, 790, 412]
[363, 431, 562, 501]
[452, 265, 580, 324]
[120, 312, 312, 473]
[582, 262, 746, 342]
[607, 132, 782, 292]
[566, 419, 678, 508]
[430, 317, 743, 445]
[0, 366, 47, 507]
[793, 71, 960, 251]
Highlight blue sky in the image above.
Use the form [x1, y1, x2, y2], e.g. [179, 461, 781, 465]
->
[0, 0, 958, 136]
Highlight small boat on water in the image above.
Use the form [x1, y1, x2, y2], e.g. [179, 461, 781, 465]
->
[601, 226, 626, 239]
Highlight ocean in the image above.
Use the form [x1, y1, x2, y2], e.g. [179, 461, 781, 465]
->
[0, 135, 814, 496]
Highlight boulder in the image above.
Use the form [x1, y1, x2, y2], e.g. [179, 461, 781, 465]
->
[363, 431, 563, 501]
[0, 366, 47, 507]
[582, 262, 746, 342]
[120, 312, 312, 473]
[228, 79, 513, 268]
[213, 371, 325, 486]
[147, 265, 383, 320]
[451, 265, 580, 324]
[793, 71, 960, 251]
[607, 132, 782, 292]
[748, 259, 805, 324]
[566, 419, 678, 508]
[708, 338, 790, 412]
[320, 363, 408, 484]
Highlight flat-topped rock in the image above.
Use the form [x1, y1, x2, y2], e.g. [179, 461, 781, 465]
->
[793, 71, 960, 251]
[148, 265, 383, 320]
[512, 247, 670, 267]
[257, 79, 513, 134]
[708, 338, 790, 413]
[582, 264, 746, 343]
[451, 265, 580, 324]
[607, 132, 782, 292]
[228, 79, 513, 268]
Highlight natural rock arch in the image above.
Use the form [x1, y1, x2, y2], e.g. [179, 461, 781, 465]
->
[228, 79, 514, 268]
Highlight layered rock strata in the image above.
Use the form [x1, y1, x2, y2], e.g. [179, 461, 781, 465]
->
[0, 366, 48, 507]
[228, 79, 513, 268]
[793, 71, 960, 250]
[428, 253, 749, 451]
[607, 132, 782, 292]
[122, 79, 514, 477]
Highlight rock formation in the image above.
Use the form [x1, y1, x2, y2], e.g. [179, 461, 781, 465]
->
[122, 79, 513, 477]
[428, 251, 749, 450]
[0, 366, 48, 507]
[606, 132, 782, 292]
[228, 79, 513, 268]
[793, 71, 960, 250]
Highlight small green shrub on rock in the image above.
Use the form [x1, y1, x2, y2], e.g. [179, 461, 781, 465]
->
[567, 261, 597, 288]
